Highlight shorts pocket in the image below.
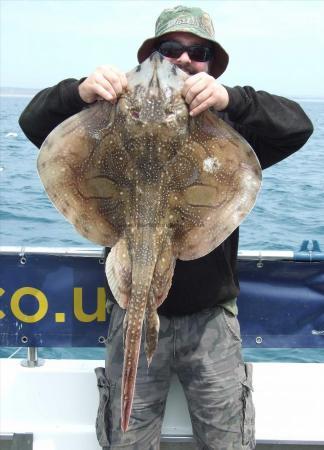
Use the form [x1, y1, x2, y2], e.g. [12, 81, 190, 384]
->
[221, 307, 242, 342]
[241, 363, 256, 448]
[95, 367, 115, 447]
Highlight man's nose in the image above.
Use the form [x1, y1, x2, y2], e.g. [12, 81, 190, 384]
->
[176, 51, 191, 64]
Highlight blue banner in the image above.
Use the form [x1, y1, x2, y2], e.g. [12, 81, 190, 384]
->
[0, 252, 323, 348]
[238, 259, 324, 347]
[0, 253, 108, 347]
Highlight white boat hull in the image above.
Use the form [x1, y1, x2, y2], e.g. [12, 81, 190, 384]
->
[1, 358, 324, 449]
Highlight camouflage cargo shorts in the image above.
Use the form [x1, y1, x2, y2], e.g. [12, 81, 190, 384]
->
[95, 303, 255, 450]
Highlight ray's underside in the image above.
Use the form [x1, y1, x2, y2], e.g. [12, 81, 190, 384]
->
[37, 53, 262, 431]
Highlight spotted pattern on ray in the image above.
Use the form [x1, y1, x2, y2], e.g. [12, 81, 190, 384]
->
[37, 52, 262, 431]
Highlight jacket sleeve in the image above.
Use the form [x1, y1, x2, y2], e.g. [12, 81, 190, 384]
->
[19, 78, 88, 149]
[220, 86, 314, 169]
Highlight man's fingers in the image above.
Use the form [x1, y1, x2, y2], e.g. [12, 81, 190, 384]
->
[80, 65, 128, 103]
[182, 73, 203, 96]
[120, 72, 128, 90]
[103, 65, 128, 90]
[101, 70, 124, 96]
[103, 67, 127, 101]
[95, 73, 120, 100]
[93, 83, 114, 102]
[189, 97, 215, 117]
[189, 89, 210, 111]
[183, 76, 208, 105]
[110, 66, 128, 90]
[181, 72, 229, 115]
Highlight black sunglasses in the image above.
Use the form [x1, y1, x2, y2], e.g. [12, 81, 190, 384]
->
[156, 40, 213, 62]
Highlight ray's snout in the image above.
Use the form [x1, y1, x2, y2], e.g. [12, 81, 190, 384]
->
[127, 51, 188, 99]
[119, 52, 189, 137]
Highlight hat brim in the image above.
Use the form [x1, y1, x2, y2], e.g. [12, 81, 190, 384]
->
[137, 33, 229, 79]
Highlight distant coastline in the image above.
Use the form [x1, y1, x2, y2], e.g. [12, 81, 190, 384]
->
[292, 97, 324, 103]
[0, 87, 41, 97]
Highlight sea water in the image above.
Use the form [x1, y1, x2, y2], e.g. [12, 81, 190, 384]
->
[0, 95, 323, 362]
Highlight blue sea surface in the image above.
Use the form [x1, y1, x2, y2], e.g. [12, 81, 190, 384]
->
[0, 95, 323, 362]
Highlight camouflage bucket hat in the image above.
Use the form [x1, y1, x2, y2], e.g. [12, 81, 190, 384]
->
[137, 5, 229, 78]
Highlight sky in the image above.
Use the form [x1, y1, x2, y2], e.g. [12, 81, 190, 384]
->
[1, 0, 324, 97]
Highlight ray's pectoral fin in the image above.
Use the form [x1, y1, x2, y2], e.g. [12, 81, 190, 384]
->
[144, 238, 175, 366]
[173, 111, 262, 261]
[105, 239, 132, 309]
[37, 101, 124, 248]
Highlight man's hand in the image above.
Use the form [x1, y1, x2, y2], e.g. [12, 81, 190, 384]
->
[78, 65, 127, 104]
[182, 73, 229, 117]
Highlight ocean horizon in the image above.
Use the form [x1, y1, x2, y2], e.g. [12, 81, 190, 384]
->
[1, 85, 324, 101]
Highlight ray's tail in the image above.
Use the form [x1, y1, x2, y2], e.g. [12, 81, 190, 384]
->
[106, 229, 174, 432]
[121, 274, 151, 432]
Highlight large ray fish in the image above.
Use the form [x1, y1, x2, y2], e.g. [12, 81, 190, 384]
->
[37, 52, 261, 431]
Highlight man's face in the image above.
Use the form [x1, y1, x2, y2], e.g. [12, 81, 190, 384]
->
[156, 32, 210, 75]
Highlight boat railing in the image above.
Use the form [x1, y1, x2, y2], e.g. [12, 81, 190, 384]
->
[0, 240, 323, 352]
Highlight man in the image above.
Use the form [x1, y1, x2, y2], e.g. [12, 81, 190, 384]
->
[19, 5, 313, 450]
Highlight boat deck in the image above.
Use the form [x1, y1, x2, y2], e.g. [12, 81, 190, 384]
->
[1, 359, 324, 449]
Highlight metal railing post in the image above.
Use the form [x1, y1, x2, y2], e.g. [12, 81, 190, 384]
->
[21, 347, 44, 367]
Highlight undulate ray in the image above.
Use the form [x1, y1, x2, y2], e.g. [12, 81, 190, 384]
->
[37, 52, 262, 431]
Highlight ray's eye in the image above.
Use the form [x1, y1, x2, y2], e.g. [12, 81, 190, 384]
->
[131, 110, 140, 119]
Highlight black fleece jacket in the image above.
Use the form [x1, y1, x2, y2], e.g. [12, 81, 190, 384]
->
[19, 79, 313, 316]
